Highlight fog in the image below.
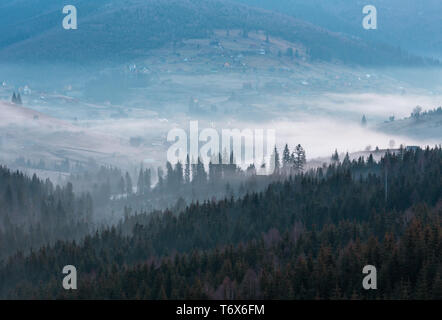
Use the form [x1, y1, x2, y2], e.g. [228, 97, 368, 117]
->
[1, 84, 439, 171]
[1, 60, 441, 173]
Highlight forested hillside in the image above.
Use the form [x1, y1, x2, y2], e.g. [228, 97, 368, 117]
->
[0, 166, 94, 260]
[238, 0, 442, 58]
[377, 107, 442, 141]
[0, 0, 429, 65]
[0, 144, 306, 261]
[1, 147, 440, 299]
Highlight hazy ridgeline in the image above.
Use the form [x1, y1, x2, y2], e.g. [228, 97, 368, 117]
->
[0, 147, 440, 299]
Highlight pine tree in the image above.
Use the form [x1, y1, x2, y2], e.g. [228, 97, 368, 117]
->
[166, 162, 174, 189]
[194, 158, 207, 186]
[175, 161, 183, 186]
[144, 169, 151, 193]
[137, 169, 144, 195]
[157, 167, 164, 190]
[331, 149, 340, 163]
[282, 144, 291, 172]
[184, 154, 191, 184]
[342, 152, 351, 167]
[229, 151, 237, 175]
[125, 172, 133, 195]
[118, 177, 125, 194]
[361, 115, 367, 127]
[294, 144, 306, 172]
[270, 146, 280, 174]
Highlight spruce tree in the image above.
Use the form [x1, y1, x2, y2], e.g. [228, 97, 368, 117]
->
[294, 144, 306, 172]
[184, 154, 191, 184]
[144, 169, 151, 193]
[125, 172, 133, 195]
[137, 169, 144, 195]
[282, 144, 291, 171]
[331, 149, 340, 163]
[361, 115, 367, 127]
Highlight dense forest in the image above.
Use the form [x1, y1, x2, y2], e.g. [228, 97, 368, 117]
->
[65, 145, 307, 224]
[0, 146, 440, 299]
[1, 144, 307, 259]
[0, 166, 93, 260]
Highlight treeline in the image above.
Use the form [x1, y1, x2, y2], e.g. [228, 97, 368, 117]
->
[69, 166, 132, 207]
[0, 147, 440, 299]
[0, 166, 94, 260]
[0, 143, 306, 260]
[14, 157, 72, 173]
[409, 106, 442, 120]
[72, 144, 308, 223]
[11, 92, 22, 105]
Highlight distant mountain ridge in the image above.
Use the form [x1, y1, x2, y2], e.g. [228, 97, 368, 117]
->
[237, 0, 442, 59]
[0, 0, 432, 65]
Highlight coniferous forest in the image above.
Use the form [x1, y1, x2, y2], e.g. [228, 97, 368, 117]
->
[0, 146, 440, 299]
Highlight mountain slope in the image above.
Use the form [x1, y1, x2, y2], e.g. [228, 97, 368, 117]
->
[0, 0, 426, 65]
[0, 100, 150, 167]
[376, 107, 442, 141]
[238, 0, 442, 59]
